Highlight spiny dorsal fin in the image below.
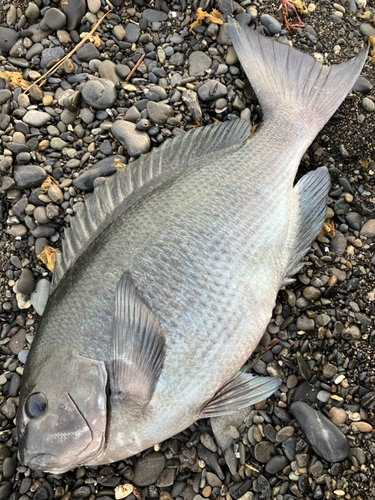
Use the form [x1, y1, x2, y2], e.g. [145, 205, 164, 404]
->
[282, 167, 331, 285]
[52, 119, 251, 292]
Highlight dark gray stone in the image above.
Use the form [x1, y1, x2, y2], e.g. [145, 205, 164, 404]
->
[260, 14, 282, 35]
[146, 101, 174, 125]
[0, 27, 19, 52]
[265, 455, 288, 474]
[111, 120, 151, 157]
[133, 452, 166, 486]
[189, 51, 212, 76]
[142, 8, 168, 22]
[125, 23, 140, 43]
[73, 155, 125, 191]
[330, 231, 347, 255]
[18, 269, 36, 295]
[352, 76, 372, 94]
[62, 0, 86, 30]
[41, 47, 65, 69]
[13, 165, 47, 188]
[0, 89, 12, 105]
[198, 80, 228, 102]
[345, 211, 365, 230]
[254, 441, 275, 463]
[77, 42, 100, 61]
[44, 8, 67, 30]
[291, 402, 350, 462]
[81, 79, 117, 109]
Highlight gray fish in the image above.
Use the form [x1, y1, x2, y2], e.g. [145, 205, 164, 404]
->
[17, 19, 368, 473]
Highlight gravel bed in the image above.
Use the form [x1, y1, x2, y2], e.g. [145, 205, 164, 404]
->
[0, 0, 374, 499]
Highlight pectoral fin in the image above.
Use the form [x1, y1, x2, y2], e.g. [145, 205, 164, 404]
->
[111, 272, 165, 405]
[199, 373, 281, 418]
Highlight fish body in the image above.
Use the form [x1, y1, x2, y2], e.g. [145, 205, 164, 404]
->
[17, 19, 368, 473]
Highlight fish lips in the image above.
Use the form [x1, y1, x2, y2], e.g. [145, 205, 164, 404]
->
[23, 452, 57, 472]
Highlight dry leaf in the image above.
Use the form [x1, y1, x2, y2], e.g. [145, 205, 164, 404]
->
[290, 0, 308, 14]
[40, 177, 54, 192]
[357, 10, 372, 19]
[360, 157, 373, 169]
[114, 158, 127, 169]
[38, 246, 61, 273]
[190, 8, 224, 32]
[0, 71, 30, 90]
[319, 221, 335, 237]
[91, 34, 102, 47]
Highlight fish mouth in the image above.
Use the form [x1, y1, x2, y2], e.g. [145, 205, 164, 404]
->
[24, 453, 56, 471]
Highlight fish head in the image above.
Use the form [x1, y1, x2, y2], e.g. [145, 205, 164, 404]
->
[17, 351, 108, 473]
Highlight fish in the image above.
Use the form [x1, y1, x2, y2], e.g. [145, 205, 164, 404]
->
[17, 18, 368, 473]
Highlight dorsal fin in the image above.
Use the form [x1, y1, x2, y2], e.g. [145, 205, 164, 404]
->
[52, 119, 251, 292]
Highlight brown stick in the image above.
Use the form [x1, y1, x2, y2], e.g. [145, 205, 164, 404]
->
[25, 9, 113, 94]
[126, 54, 145, 82]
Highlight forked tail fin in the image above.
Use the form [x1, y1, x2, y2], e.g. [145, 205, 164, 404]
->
[228, 18, 368, 137]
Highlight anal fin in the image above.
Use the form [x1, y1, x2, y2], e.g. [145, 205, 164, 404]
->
[199, 373, 281, 419]
[282, 167, 331, 285]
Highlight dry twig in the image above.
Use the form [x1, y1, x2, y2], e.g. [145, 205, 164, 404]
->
[126, 54, 145, 81]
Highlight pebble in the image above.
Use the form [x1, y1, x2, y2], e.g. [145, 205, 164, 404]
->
[291, 402, 350, 462]
[25, 3, 40, 19]
[0, 27, 18, 52]
[111, 121, 151, 157]
[13, 166, 48, 189]
[254, 441, 275, 463]
[44, 8, 67, 30]
[62, 0, 86, 30]
[362, 97, 375, 112]
[17, 269, 36, 295]
[360, 219, 375, 237]
[189, 51, 212, 76]
[81, 79, 117, 109]
[74, 155, 125, 191]
[260, 14, 282, 35]
[133, 452, 166, 486]
[22, 110, 51, 127]
[147, 102, 174, 125]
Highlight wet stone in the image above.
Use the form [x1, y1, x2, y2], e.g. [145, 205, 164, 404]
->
[125, 23, 140, 43]
[291, 402, 350, 462]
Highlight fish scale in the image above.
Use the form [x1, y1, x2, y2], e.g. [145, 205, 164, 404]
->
[17, 19, 368, 472]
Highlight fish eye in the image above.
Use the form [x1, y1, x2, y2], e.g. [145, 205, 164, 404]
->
[25, 393, 47, 419]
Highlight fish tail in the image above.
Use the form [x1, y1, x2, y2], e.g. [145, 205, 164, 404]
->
[228, 18, 368, 139]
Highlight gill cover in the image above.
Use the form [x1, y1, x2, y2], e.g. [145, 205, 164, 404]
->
[18, 354, 107, 472]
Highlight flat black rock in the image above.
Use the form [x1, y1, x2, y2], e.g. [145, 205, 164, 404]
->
[13, 165, 48, 189]
[0, 27, 19, 52]
[73, 155, 126, 191]
[290, 402, 350, 462]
